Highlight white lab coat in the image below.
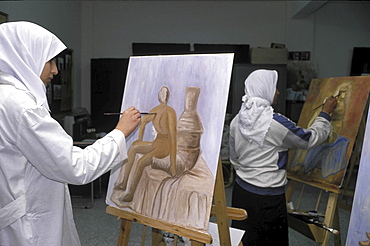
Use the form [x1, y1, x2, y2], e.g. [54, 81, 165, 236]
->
[0, 72, 128, 245]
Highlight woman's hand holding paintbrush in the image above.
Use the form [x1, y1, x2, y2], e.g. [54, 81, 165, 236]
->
[113, 107, 142, 138]
[321, 95, 338, 114]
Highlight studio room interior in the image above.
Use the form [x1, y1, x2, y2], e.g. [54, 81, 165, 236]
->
[1, 1, 370, 246]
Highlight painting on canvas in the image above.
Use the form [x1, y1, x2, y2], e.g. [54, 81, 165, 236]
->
[287, 76, 370, 191]
[106, 54, 234, 231]
[346, 103, 370, 246]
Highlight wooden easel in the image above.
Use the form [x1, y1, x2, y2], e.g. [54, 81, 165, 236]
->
[286, 176, 340, 245]
[106, 157, 247, 246]
[286, 102, 368, 246]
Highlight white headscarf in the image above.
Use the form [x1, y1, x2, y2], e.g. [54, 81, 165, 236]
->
[238, 69, 278, 147]
[0, 21, 67, 111]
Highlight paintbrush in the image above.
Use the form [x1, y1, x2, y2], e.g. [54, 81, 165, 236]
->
[289, 211, 340, 235]
[312, 93, 341, 111]
[104, 112, 156, 116]
[299, 216, 340, 235]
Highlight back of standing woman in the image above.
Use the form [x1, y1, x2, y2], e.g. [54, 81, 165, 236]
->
[229, 69, 337, 246]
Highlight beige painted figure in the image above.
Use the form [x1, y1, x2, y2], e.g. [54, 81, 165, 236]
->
[327, 84, 348, 143]
[293, 83, 350, 165]
[111, 86, 177, 203]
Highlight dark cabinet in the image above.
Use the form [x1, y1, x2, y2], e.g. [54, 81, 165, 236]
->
[91, 58, 129, 132]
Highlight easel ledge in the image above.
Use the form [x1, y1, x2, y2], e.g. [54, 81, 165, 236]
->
[106, 206, 212, 244]
[287, 173, 340, 194]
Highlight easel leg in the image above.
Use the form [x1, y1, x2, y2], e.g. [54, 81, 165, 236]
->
[141, 225, 147, 246]
[320, 192, 338, 246]
[213, 157, 232, 246]
[152, 228, 165, 246]
[333, 207, 341, 246]
[285, 180, 297, 203]
[117, 218, 132, 246]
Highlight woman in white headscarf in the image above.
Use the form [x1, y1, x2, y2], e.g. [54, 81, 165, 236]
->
[0, 21, 141, 245]
[229, 69, 337, 246]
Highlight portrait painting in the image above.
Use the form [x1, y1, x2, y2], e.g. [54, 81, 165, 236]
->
[106, 53, 234, 231]
[287, 76, 370, 191]
[346, 103, 370, 246]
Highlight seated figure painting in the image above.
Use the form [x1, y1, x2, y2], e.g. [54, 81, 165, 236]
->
[111, 86, 213, 230]
[106, 54, 234, 231]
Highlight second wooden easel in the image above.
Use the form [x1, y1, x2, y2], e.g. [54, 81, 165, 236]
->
[106, 157, 247, 246]
[286, 101, 368, 246]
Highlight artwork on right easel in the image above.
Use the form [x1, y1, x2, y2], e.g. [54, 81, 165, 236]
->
[346, 103, 370, 246]
[287, 76, 370, 191]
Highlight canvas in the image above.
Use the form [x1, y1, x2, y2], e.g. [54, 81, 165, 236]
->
[346, 103, 370, 246]
[106, 54, 234, 231]
[287, 76, 370, 191]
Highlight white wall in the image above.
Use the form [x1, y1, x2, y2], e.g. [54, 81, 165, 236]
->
[313, 2, 370, 78]
[80, 1, 295, 112]
[1, 1, 369, 113]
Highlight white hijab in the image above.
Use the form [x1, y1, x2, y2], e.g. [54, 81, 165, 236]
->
[238, 69, 278, 147]
[0, 21, 67, 111]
